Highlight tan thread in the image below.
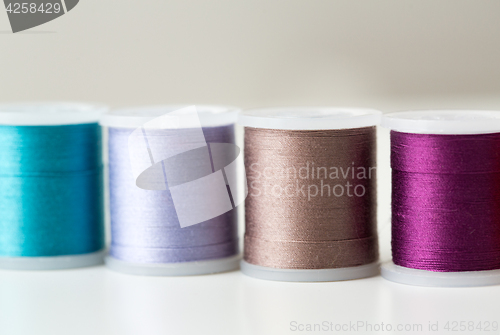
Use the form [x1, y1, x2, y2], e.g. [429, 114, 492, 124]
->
[243, 127, 378, 269]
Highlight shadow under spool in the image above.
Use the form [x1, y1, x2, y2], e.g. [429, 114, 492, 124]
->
[239, 107, 381, 282]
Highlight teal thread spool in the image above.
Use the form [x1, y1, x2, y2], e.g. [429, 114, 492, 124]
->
[0, 103, 106, 270]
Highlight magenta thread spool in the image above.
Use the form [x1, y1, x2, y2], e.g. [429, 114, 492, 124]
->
[382, 110, 500, 287]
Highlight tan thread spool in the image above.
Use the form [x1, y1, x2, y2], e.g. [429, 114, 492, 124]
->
[238, 108, 381, 282]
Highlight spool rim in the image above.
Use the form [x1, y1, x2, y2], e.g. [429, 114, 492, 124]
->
[0, 102, 106, 125]
[240, 260, 380, 282]
[100, 105, 240, 128]
[238, 107, 381, 130]
[382, 110, 500, 134]
[381, 261, 500, 287]
[0, 249, 105, 271]
[105, 254, 241, 276]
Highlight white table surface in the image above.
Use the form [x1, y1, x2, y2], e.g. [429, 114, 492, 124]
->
[0, 257, 499, 335]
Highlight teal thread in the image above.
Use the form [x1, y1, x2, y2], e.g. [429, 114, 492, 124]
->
[0, 123, 104, 257]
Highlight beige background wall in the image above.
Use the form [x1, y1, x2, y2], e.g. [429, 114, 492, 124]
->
[1, 0, 500, 261]
[1, 0, 500, 110]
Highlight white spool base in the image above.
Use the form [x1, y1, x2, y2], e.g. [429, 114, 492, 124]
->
[0, 249, 105, 271]
[105, 254, 241, 276]
[381, 261, 500, 287]
[240, 260, 379, 282]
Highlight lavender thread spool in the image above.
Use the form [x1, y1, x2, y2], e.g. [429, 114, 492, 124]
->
[101, 105, 242, 276]
[382, 110, 500, 287]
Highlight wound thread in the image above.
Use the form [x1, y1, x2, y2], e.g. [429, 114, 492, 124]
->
[0, 123, 105, 258]
[108, 125, 239, 264]
[243, 127, 378, 270]
[391, 131, 500, 272]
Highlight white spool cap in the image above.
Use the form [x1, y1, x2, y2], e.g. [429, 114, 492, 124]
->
[238, 107, 382, 130]
[239, 107, 381, 282]
[100, 105, 240, 128]
[382, 109, 500, 287]
[382, 110, 500, 134]
[0, 102, 104, 125]
[0, 103, 106, 270]
[103, 105, 242, 276]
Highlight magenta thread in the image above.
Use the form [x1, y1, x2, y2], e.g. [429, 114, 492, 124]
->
[391, 131, 500, 272]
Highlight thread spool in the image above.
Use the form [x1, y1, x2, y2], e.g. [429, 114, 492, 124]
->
[382, 110, 500, 287]
[239, 108, 381, 282]
[101, 105, 242, 276]
[0, 103, 106, 270]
